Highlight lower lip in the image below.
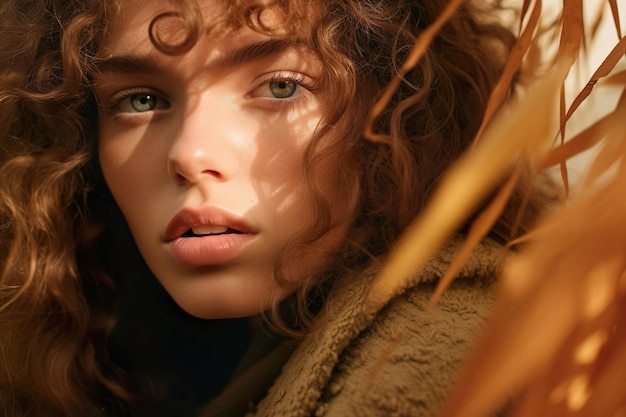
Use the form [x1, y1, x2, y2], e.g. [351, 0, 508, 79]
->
[165, 234, 256, 267]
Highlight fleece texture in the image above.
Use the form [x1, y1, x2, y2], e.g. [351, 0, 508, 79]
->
[250, 238, 506, 417]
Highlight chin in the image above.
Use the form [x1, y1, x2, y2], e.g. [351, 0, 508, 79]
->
[172, 294, 272, 320]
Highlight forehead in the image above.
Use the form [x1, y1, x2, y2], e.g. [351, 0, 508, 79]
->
[102, 0, 314, 55]
[97, 3, 323, 85]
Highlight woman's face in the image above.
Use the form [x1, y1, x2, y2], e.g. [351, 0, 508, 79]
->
[94, 0, 351, 319]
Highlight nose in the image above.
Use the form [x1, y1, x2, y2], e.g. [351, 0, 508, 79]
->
[167, 98, 239, 184]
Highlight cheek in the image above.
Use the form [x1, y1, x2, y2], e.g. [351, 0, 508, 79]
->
[99, 145, 124, 192]
[98, 125, 163, 203]
[98, 123, 129, 181]
[249, 122, 314, 210]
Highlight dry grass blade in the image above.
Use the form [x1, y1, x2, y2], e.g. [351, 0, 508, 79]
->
[608, 0, 623, 37]
[520, 0, 532, 27]
[604, 68, 626, 84]
[472, 0, 542, 148]
[556, 0, 583, 194]
[427, 165, 522, 309]
[562, 36, 626, 126]
[557, 0, 584, 72]
[539, 110, 616, 169]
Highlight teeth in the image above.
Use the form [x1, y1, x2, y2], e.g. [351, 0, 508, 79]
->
[191, 225, 229, 236]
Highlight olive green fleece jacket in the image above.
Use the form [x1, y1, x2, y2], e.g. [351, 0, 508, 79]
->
[251, 238, 505, 417]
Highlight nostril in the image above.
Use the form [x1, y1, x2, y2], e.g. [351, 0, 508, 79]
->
[171, 169, 224, 185]
[203, 169, 223, 179]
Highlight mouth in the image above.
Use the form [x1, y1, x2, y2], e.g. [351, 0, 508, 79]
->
[164, 206, 256, 242]
[182, 225, 244, 237]
[163, 206, 257, 266]
[164, 208, 257, 266]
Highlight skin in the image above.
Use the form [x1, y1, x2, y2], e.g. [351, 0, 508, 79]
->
[94, 0, 352, 319]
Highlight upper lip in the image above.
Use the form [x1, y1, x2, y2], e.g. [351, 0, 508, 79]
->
[163, 206, 256, 242]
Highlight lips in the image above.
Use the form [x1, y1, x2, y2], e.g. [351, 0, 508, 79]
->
[164, 207, 257, 266]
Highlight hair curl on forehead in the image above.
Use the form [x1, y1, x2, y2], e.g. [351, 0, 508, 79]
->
[149, 11, 201, 55]
[148, 0, 314, 55]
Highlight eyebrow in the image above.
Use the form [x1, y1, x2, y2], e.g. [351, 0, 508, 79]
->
[96, 38, 301, 75]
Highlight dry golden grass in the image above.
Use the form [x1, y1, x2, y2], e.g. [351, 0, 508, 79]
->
[365, 1, 626, 416]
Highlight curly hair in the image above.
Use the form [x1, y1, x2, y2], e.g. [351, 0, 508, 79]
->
[0, 1, 128, 415]
[0, 0, 549, 415]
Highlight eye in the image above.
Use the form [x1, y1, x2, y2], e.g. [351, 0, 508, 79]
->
[251, 72, 313, 101]
[110, 89, 171, 113]
[269, 81, 298, 98]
